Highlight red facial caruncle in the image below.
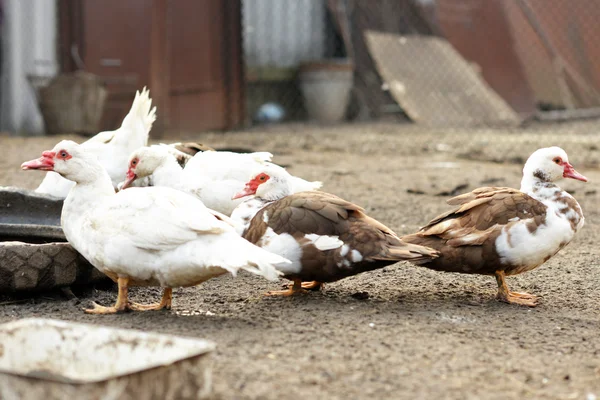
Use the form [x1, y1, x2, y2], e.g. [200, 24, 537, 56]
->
[127, 158, 139, 179]
[56, 149, 72, 160]
[121, 157, 140, 190]
[232, 173, 270, 199]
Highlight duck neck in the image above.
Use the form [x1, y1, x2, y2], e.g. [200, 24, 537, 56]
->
[520, 175, 560, 201]
[62, 167, 115, 232]
[260, 179, 293, 202]
[151, 157, 186, 190]
[230, 196, 273, 235]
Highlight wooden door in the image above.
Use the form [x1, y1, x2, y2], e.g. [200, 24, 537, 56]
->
[60, 0, 152, 130]
[168, 0, 234, 132]
[59, 0, 244, 135]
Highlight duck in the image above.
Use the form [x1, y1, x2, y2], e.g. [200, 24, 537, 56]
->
[230, 164, 440, 296]
[116, 142, 215, 189]
[401, 147, 587, 307]
[21, 140, 290, 314]
[120, 146, 322, 216]
[35, 87, 156, 198]
[167, 142, 216, 158]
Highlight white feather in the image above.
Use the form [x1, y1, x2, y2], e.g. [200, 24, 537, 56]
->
[258, 230, 303, 275]
[340, 244, 349, 257]
[350, 249, 363, 262]
[30, 140, 293, 289]
[127, 149, 319, 217]
[36, 88, 155, 198]
[64, 186, 288, 284]
[304, 234, 343, 251]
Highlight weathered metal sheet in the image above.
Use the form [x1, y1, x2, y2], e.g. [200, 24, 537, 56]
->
[365, 31, 521, 127]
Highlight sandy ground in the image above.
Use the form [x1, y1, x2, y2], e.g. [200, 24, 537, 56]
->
[1, 122, 600, 399]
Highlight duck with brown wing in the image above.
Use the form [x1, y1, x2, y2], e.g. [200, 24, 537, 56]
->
[402, 147, 587, 307]
[231, 164, 440, 296]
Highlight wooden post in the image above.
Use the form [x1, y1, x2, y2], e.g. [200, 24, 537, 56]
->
[149, 0, 169, 138]
[222, 0, 245, 130]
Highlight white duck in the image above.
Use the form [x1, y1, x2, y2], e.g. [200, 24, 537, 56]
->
[117, 142, 214, 189]
[120, 146, 322, 216]
[22, 140, 289, 314]
[35, 87, 156, 198]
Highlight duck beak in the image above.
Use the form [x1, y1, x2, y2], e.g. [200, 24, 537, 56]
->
[232, 185, 255, 200]
[21, 153, 55, 171]
[563, 163, 588, 182]
[120, 170, 137, 190]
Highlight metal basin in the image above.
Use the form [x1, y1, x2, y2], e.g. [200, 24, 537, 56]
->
[0, 318, 215, 400]
[0, 187, 107, 292]
[0, 187, 64, 242]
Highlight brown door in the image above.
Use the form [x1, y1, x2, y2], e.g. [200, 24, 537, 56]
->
[60, 0, 244, 135]
[169, 0, 232, 132]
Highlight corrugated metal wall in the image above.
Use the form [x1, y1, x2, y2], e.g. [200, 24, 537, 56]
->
[437, 0, 600, 111]
[242, 0, 326, 67]
[505, 0, 600, 109]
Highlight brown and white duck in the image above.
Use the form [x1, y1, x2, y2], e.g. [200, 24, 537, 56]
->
[231, 164, 440, 296]
[402, 147, 587, 307]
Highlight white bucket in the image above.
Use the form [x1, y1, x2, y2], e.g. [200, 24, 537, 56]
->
[299, 59, 354, 123]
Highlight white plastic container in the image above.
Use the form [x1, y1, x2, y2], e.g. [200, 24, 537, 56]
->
[0, 318, 215, 400]
[299, 59, 354, 123]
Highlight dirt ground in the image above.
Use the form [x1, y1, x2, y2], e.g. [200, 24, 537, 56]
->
[1, 122, 600, 399]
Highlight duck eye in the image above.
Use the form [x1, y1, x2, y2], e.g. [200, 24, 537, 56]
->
[553, 157, 562, 164]
[132, 160, 137, 166]
[259, 175, 265, 181]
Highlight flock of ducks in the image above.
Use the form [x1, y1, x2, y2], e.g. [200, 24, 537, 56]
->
[20, 89, 588, 313]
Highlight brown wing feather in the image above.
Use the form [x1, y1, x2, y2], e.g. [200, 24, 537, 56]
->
[402, 187, 547, 274]
[267, 192, 355, 236]
[173, 142, 215, 156]
[421, 188, 541, 232]
[243, 192, 439, 282]
[445, 186, 510, 206]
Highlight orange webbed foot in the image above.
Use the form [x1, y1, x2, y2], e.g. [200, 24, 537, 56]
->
[496, 291, 539, 307]
[265, 279, 306, 297]
[84, 301, 128, 314]
[301, 281, 324, 291]
[494, 271, 539, 307]
[264, 288, 305, 297]
[84, 277, 131, 314]
[128, 288, 173, 311]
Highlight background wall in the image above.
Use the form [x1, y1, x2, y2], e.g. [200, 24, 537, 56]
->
[1, 0, 58, 135]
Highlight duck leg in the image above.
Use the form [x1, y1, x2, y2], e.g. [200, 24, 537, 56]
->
[265, 279, 306, 297]
[85, 277, 130, 314]
[495, 271, 538, 307]
[301, 281, 324, 291]
[129, 288, 173, 311]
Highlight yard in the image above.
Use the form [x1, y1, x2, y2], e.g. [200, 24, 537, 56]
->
[1, 122, 599, 399]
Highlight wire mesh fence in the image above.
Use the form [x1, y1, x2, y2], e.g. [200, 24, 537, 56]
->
[241, 0, 600, 167]
[243, 0, 600, 127]
[3, 0, 600, 161]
